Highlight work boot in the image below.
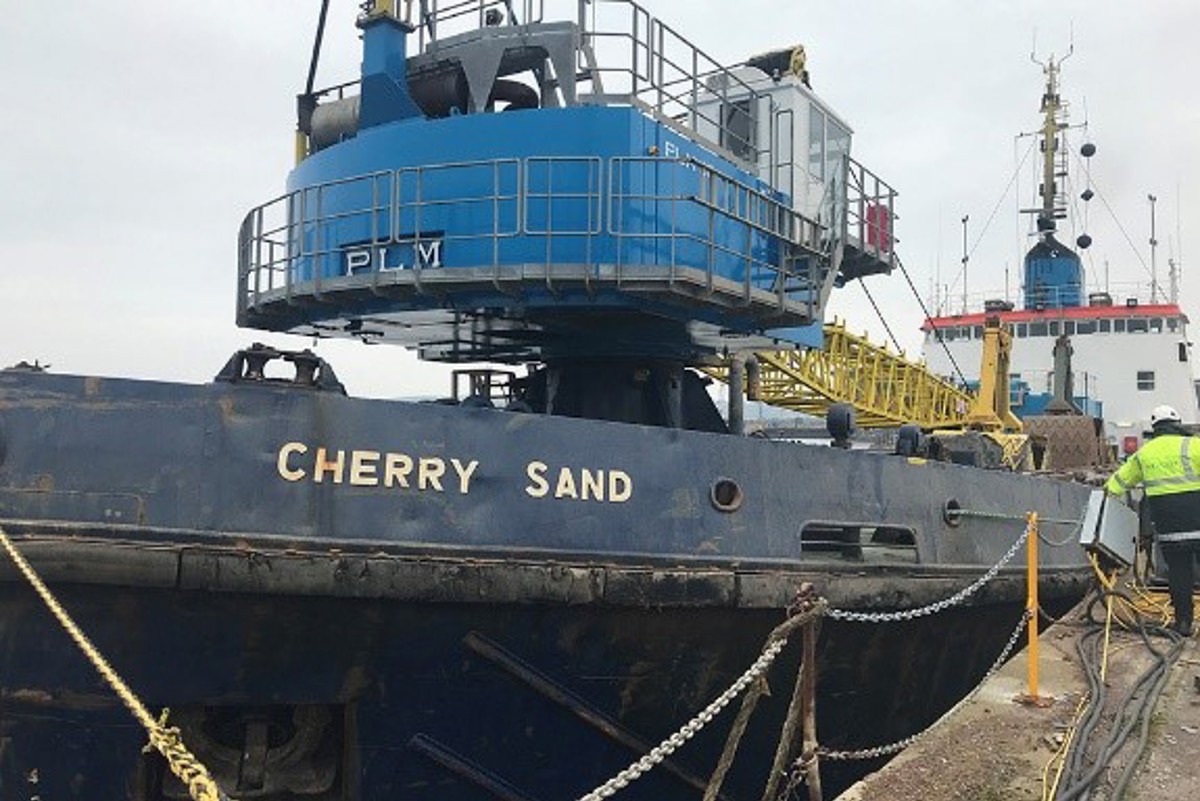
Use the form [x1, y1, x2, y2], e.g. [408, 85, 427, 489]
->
[1175, 619, 1194, 637]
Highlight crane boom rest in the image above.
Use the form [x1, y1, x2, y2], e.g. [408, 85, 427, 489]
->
[963, 316, 1022, 433]
[927, 316, 1035, 470]
[712, 317, 1039, 470]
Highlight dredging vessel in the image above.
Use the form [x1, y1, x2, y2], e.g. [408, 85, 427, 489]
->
[1, 3, 1093, 799]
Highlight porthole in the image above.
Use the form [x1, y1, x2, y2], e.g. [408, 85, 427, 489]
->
[711, 478, 744, 512]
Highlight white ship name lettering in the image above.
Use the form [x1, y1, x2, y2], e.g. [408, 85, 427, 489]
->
[524, 461, 633, 503]
[277, 442, 478, 494]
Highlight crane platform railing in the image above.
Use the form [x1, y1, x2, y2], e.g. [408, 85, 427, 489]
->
[706, 321, 974, 429]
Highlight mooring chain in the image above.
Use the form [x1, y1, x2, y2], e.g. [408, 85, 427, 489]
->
[3, 511, 1043, 798]
[0, 527, 233, 801]
[818, 609, 1032, 762]
[827, 518, 1034, 623]
[577, 598, 827, 801]
[577, 515, 1039, 790]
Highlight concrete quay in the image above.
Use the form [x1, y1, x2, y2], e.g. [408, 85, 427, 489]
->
[834, 604, 1200, 801]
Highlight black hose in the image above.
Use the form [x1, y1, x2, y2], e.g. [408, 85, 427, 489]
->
[1060, 628, 1106, 790]
[1111, 636, 1183, 798]
[1055, 587, 1184, 800]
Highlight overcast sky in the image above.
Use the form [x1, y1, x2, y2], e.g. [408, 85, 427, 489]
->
[2, 0, 1197, 398]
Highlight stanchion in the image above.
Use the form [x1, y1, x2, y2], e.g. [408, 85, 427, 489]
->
[1027, 511, 1040, 698]
[1017, 511, 1051, 707]
[801, 616, 822, 801]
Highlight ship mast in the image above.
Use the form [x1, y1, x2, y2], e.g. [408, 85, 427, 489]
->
[1021, 44, 1087, 312]
[1033, 47, 1071, 238]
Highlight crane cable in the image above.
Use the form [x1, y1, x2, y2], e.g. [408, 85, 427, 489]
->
[1069, 151, 1155, 283]
[943, 135, 1039, 301]
[857, 278, 903, 353]
[894, 254, 969, 387]
[304, 0, 332, 97]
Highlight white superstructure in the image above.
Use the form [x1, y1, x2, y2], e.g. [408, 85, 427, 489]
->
[922, 297, 1199, 454]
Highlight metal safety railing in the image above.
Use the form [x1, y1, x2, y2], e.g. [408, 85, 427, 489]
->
[403, 1, 548, 50]
[607, 156, 827, 312]
[523, 156, 604, 286]
[239, 169, 396, 307]
[298, 0, 902, 292]
[842, 157, 897, 272]
[239, 158, 526, 312]
[239, 155, 830, 322]
[302, 0, 914, 289]
[932, 281, 1183, 319]
[368, 1, 774, 171]
[579, 1, 766, 160]
[397, 158, 524, 291]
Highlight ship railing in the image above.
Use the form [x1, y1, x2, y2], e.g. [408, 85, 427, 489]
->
[934, 286, 1084, 315]
[607, 156, 827, 314]
[307, 77, 362, 105]
[576, 0, 771, 168]
[1000, 368, 1102, 405]
[383, 1, 770, 172]
[930, 281, 1183, 319]
[238, 155, 829, 322]
[403, 0, 548, 49]
[842, 156, 897, 272]
[238, 169, 399, 307]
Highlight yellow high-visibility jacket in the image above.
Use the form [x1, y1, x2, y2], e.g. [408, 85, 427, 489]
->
[1105, 434, 1200, 497]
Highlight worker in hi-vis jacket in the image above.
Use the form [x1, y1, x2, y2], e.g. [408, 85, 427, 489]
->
[1106, 405, 1200, 636]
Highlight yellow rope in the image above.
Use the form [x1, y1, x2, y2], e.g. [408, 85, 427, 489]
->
[1088, 550, 1200, 632]
[0, 527, 233, 801]
[1101, 588, 1114, 682]
[1042, 693, 1089, 801]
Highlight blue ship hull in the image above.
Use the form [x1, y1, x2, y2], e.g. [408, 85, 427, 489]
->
[0, 368, 1091, 800]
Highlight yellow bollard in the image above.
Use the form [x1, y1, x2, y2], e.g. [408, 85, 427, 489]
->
[1026, 511, 1039, 699]
[1015, 511, 1052, 707]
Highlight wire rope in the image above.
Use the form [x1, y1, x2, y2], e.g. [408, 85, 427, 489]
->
[858, 279, 903, 353]
[1070, 152, 1154, 282]
[894, 255, 968, 386]
[943, 136, 1038, 300]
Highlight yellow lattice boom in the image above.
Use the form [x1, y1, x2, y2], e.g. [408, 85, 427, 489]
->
[708, 321, 973, 429]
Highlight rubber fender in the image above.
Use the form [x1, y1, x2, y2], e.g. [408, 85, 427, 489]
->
[896, 424, 924, 456]
[826, 403, 856, 443]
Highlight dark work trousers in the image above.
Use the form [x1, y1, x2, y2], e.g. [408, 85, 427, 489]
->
[1160, 541, 1199, 626]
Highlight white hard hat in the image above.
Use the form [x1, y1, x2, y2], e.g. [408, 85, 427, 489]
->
[1150, 404, 1182, 426]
